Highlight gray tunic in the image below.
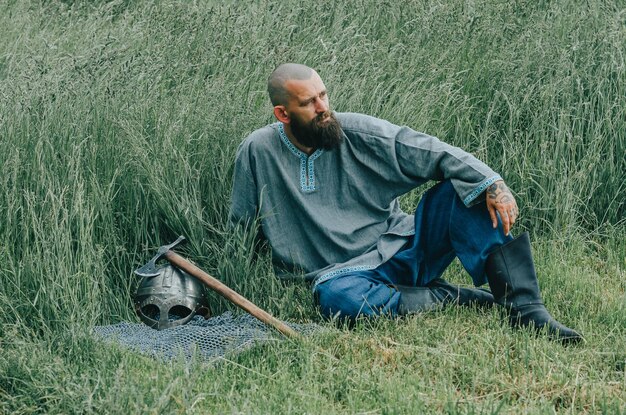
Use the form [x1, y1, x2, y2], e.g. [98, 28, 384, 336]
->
[229, 112, 501, 287]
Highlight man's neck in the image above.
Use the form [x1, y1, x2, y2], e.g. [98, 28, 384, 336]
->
[283, 124, 315, 155]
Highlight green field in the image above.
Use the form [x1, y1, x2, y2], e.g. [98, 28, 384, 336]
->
[1, 0, 625, 413]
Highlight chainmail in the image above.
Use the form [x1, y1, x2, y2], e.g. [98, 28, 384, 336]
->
[92, 311, 320, 362]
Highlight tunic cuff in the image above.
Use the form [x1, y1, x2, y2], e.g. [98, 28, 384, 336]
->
[462, 175, 502, 207]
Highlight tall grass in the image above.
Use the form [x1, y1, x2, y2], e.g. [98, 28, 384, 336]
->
[0, 0, 624, 413]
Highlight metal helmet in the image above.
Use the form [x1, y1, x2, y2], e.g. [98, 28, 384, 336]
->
[134, 264, 211, 330]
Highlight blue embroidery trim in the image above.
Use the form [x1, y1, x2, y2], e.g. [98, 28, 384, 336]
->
[312, 265, 378, 291]
[463, 175, 502, 207]
[277, 123, 323, 193]
[277, 123, 303, 157]
[306, 151, 323, 191]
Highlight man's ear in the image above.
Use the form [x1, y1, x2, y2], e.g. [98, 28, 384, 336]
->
[273, 106, 290, 124]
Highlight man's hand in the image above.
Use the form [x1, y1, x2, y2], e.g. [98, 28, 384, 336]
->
[486, 180, 518, 236]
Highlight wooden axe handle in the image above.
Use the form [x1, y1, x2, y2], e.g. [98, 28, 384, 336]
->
[164, 251, 300, 339]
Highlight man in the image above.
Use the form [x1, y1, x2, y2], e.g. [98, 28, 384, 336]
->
[229, 63, 581, 343]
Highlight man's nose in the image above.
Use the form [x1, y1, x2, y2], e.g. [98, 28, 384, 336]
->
[314, 97, 328, 113]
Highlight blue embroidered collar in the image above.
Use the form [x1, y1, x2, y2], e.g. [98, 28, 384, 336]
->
[277, 122, 323, 193]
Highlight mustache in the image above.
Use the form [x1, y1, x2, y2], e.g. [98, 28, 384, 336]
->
[315, 111, 332, 122]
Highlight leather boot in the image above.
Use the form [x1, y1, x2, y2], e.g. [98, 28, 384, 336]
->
[397, 278, 495, 315]
[485, 232, 582, 344]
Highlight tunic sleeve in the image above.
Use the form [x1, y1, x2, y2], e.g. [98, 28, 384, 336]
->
[393, 125, 502, 206]
[229, 141, 258, 227]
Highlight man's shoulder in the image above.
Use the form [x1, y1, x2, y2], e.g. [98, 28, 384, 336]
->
[336, 112, 398, 140]
[237, 123, 279, 154]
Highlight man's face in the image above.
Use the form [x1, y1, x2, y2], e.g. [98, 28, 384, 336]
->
[283, 72, 343, 150]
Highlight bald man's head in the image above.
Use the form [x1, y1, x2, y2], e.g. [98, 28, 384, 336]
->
[267, 63, 314, 106]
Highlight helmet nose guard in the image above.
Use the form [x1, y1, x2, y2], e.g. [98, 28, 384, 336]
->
[134, 264, 211, 330]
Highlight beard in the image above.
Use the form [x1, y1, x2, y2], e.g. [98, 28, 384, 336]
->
[290, 111, 343, 151]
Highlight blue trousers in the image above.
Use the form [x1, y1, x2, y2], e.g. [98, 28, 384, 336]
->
[314, 180, 513, 320]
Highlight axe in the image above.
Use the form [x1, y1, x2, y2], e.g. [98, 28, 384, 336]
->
[134, 236, 299, 339]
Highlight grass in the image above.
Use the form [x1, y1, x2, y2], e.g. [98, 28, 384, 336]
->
[0, 0, 624, 413]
